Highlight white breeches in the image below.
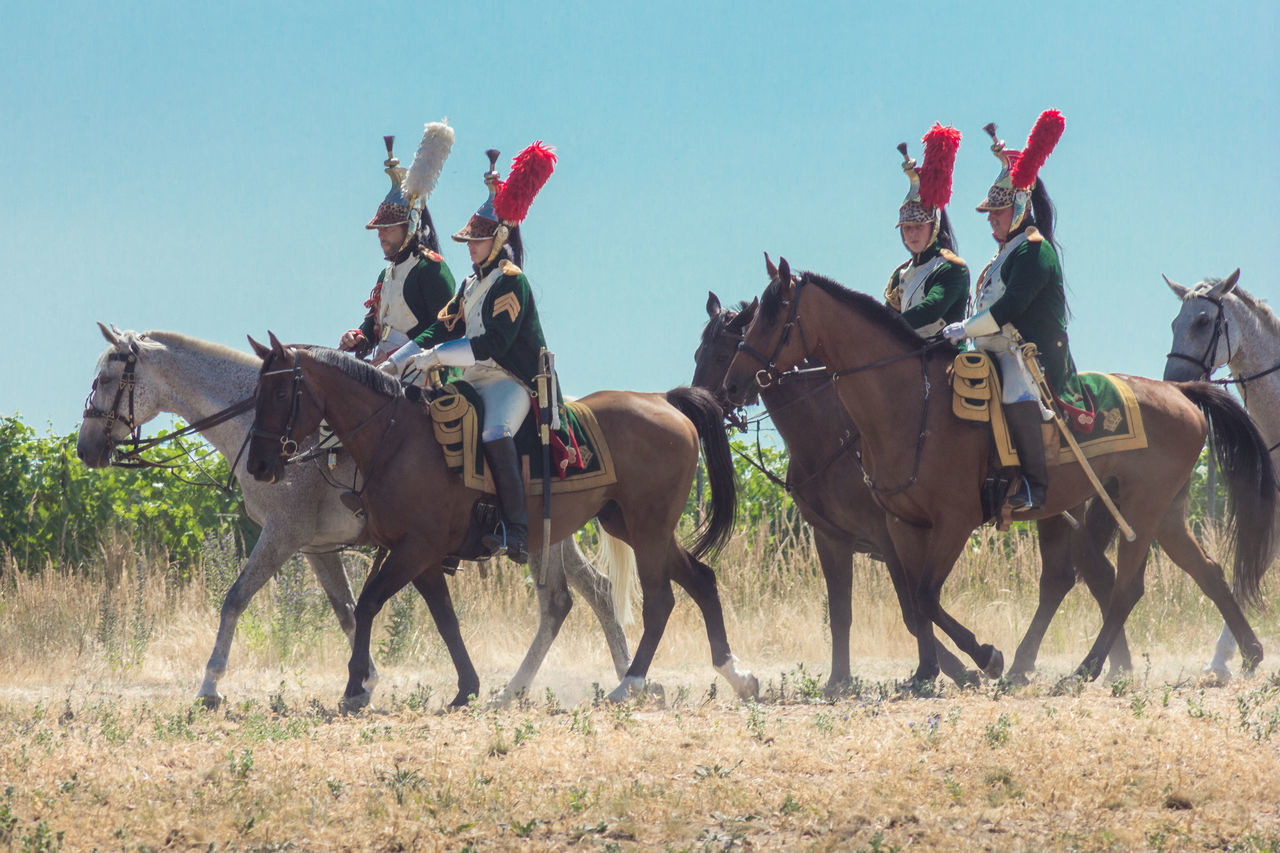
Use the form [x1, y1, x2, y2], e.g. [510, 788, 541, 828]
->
[974, 332, 1040, 406]
[463, 364, 532, 441]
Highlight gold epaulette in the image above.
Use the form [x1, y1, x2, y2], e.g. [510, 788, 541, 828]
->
[1024, 227, 1043, 243]
[499, 259, 522, 276]
[939, 248, 966, 267]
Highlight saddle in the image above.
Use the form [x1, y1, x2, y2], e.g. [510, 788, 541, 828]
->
[950, 352, 1150, 524]
[428, 380, 618, 563]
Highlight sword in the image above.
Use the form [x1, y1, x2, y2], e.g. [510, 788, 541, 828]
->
[536, 348, 555, 585]
[1019, 342, 1137, 542]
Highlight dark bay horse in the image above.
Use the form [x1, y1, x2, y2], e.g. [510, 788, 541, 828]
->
[694, 291, 1133, 688]
[246, 334, 758, 708]
[722, 260, 1276, 687]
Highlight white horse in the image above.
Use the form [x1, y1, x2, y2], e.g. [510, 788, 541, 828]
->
[76, 325, 634, 707]
[1165, 271, 1280, 682]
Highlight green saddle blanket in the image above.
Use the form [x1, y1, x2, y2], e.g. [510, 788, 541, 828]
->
[1053, 372, 1148, 463]
[429, 380, 617, 495]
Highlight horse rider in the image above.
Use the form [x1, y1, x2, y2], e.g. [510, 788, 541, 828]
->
[943, 110, 1087, 512]
[340, 123, 457, 364]
[383, 142, 558, 564]
[884, 123, 969, 336]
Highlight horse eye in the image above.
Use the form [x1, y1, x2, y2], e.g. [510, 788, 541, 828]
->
[1193, 314, 1210, 328]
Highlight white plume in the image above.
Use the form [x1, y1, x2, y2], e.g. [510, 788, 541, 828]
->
[403, 120, 454, 201]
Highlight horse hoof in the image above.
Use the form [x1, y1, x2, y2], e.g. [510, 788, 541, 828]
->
[195, 691, 224, 710]
[340, 690, 373, 714]
[824, 679, 851, 699]
[737, 673, 760, 701]
[1051, 675, 1086, 697]
[448, 691, 474, 709]
[606, 676, 645, 703]
[1199, 665, 1232, 687]
[981, 646, 1004, 680]
[952, 669, 983, 689]
[1004, 670, 1032, 688]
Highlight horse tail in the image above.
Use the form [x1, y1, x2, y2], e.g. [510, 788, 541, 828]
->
[1178, 381, 1278, 607]
[666, 385, 738, 559]
[594, 527, 639, 627]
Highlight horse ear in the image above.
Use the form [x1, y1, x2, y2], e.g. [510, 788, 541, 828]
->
[1219, 269, 1241, 295]
[267, 330, 287, 357]
[97, 321, 123, 348]
[1162, 274, 1189, 300]
[706, 291, 721, 318]
[778, 257, 792, 289]
[764, 252, 778, 280]
[247, 335, 272, 360]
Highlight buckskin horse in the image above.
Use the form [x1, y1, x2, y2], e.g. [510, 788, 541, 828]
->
[722, 258, 1276, 688]
[1164, 270, 1280, 682]
[246, 333, 758, 708]
[76, 325, 634, 707]
[693, 290, 1134, 688]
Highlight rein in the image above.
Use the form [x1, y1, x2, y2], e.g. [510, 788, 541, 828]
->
[255, 349, 401, 501]
[82, 350, 254, 491]
[734, 274, 942, 525]
[1168, 292, 1280, 426]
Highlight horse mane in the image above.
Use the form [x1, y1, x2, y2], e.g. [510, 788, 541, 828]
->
[1232, 284, 1280, 338]
[761, 270, 930, 351]
[142, 331, 262, 368]
[301, 346, 405, 398]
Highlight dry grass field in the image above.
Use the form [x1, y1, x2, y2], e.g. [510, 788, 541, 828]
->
[2, 522, 1279, 852]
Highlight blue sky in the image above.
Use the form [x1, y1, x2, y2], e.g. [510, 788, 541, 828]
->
[4, 1, 1277, 433]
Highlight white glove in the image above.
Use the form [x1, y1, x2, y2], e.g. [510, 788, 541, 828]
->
[406, 348, 443, 374]
[379, 340, 423, 375]
[942, 322, 968, 344]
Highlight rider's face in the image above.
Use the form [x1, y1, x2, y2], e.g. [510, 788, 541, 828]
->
[468, 238, 495, 266]
[377, 224, 409, 259]
[988, 207, 1014, 243]
[900, 221, 933, 255]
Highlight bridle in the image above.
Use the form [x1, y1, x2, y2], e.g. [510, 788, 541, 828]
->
[82, 351, 142, 445]
[1166, 292, 1233, 379]
[251, 349, 320, 459]
[734, 279, 809, 390]
[251, 347, 401, 499]
[734, 274, 946, 523]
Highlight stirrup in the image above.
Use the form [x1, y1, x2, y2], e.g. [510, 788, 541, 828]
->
[1009, 479, 1045, 512]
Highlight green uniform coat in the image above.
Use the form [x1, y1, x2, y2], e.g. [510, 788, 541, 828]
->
[414, 258, 547, 390]
[358, 254, 456, 345]
[983, 228, 1084, 408]
[887, 245, 970, 332]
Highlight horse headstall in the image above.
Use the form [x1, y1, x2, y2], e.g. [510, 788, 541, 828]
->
[82, 351, 141, 444]
[1166, 292, 1232, 380]
[735, 275, 807, 389]
[252, 349, 318, 460]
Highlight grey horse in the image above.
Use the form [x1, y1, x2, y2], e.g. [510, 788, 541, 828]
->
[1165, 271, 1280, 682]
[76, 324, 632, 707]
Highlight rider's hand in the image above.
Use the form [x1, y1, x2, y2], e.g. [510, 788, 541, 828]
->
[942, 322, 968, 344]
[339, 330, 363, 351]
[407, 349, 443, 373]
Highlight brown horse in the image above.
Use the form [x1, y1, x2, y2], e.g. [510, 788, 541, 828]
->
[722, 259, 1276, 687]
[246, 334, 758, 708]
[693, 291, 1134, 688]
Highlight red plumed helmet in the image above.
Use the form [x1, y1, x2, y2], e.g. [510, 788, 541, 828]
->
[1009, 109, 1064, 191]
[493, 141, 557, 225]
[918, 123, 961, 210]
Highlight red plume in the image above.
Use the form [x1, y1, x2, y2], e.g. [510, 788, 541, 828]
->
[917, 123, 961, 210]
[493, 141, 557, 224]
[1009, 109, 1064, 190]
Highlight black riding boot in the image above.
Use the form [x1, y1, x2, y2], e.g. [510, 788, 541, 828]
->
[480, 436, 530, 564]
[1005, 401, 1048, 512]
